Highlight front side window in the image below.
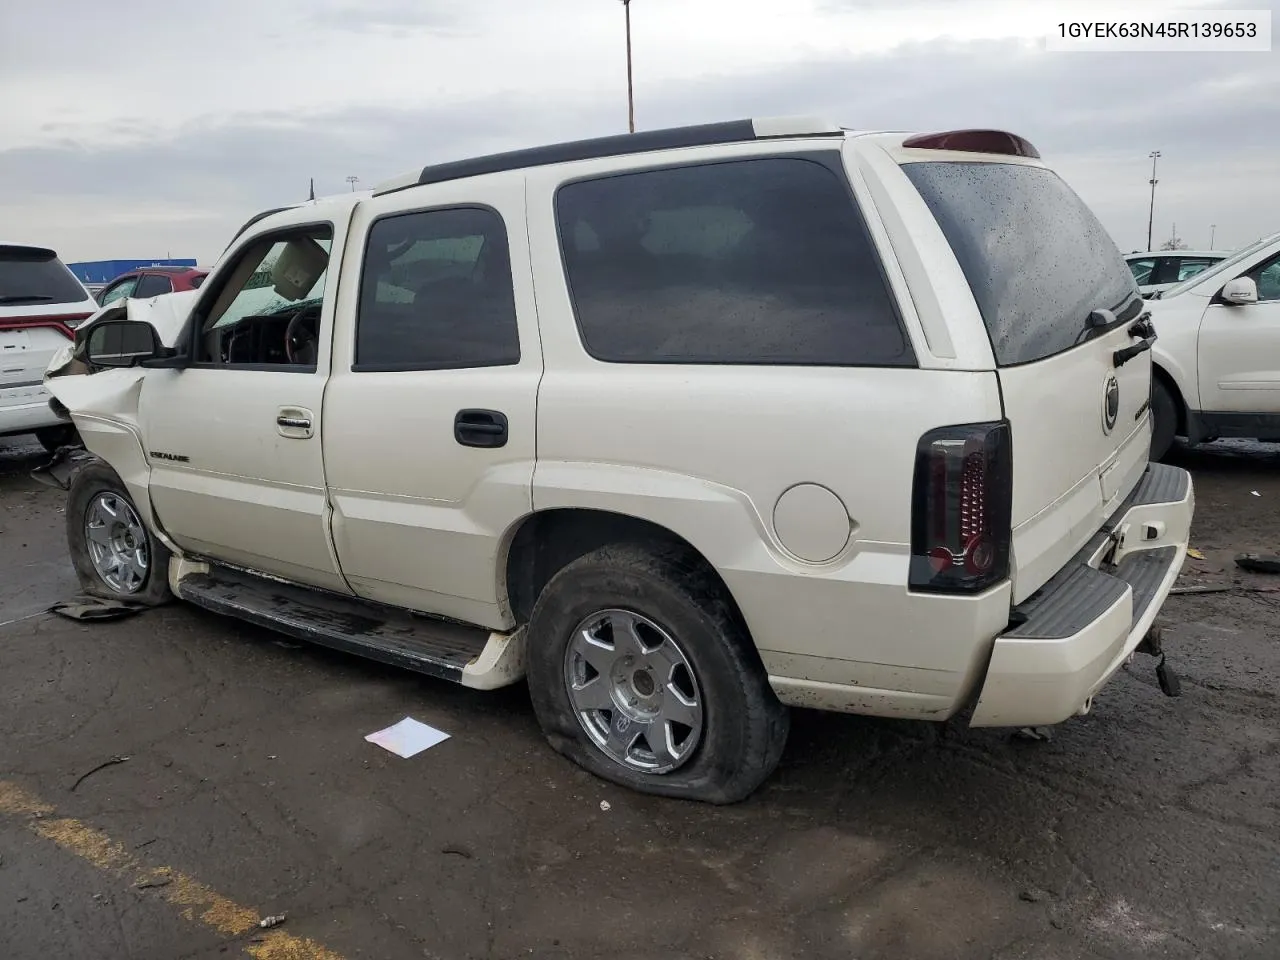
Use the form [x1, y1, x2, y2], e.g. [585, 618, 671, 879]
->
[1174, 258, 1219, 282]
[99, 276, 139, 306]
[1127, 258, 1157, 285]
[1252, 256, 1280, 302]
[194, 225, 332, 368]
[134, 273, 173, 298]
[555, 156, 913, 366]
[355, 207, 519, 371]
[905, 161, 1141, 366]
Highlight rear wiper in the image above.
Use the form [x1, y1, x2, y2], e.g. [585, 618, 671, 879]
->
[0, 294, 55, 304]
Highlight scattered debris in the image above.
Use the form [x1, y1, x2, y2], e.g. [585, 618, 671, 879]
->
[1012, 726, 1054, 743]
[1235, 553, 1280, 575]
[599, 800, 612, 811]
[1187, 548, 1206, 560]
[50, 596, 146, 622]
[258, 914, 287, 929]
[441, 845, 473, 859]
[1050, 915, 1066, 930]
[1251, 490, 1261, 497]
[1155, 655, 1182, 698]
[135, 877, 172, 890]
[1170, 584, 1280, 596]
[70, 755, 131, 792]
[365, 717, 450, 759]
[1019, 888, 1052, 903]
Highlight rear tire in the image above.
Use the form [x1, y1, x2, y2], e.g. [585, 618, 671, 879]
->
[1150, 378, 1178, 462]
[35, 424, 81, 453]
[67, 460, 172, 605]
[525, 543, 789, 804]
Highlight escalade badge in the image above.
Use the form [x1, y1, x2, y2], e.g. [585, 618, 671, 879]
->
[1102, 375, 1120, 434]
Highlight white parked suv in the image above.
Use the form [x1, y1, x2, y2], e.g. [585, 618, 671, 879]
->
[1146, 231, 1280, 459]
[42, 119, 1194, 802]
[1, 243, 99, 450]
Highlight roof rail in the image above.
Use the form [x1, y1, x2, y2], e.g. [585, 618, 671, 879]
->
[375, 116, 843, 196]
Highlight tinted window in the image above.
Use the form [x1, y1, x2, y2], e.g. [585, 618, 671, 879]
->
[134, 273, 173, 298]
[355, 207, 519, 370]
[905, 162, 1140, 366]
[99, 276, 139, 306]
[0, 246, 87, 305]
[1174, 257, 1219, 282]
[189, 274, 206, 289]
[1127, 258, 1157, 285]
[556, 157, 912, 366]
[1253, 256, 1280, 302]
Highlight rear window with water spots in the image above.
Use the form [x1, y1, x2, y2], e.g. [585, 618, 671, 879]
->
[903, 161, 1140, 366]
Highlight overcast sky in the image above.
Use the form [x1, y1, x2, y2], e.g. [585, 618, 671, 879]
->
[1, 0, 1275, 262]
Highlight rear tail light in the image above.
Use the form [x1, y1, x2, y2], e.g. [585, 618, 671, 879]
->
[909, 421, 1013, 593]
[0, 314, 92, 338]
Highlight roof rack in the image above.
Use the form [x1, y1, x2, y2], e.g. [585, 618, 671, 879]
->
[375, 116, 843, 196]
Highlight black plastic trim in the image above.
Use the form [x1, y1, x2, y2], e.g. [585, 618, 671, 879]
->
[397, 120, 842, 192]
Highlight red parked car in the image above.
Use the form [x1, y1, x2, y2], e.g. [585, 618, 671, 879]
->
[97, 265, 208, 306]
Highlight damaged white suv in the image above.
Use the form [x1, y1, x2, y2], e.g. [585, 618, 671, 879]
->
[42, 118, 1194, 803]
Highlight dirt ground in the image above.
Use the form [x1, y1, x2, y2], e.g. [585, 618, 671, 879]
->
[1, 434, 1277, 960]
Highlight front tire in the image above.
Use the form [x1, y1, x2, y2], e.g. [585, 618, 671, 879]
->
[525, 543, 789, 804]
[1150, 378, 1178, 462]
[67, 460, 172, 605]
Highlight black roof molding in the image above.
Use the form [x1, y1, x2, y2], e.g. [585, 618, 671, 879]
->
[374, 117, 844, 196]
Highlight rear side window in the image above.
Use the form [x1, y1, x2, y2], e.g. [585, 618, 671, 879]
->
[355, 207, 520, 371]
[1127, 258, 1156, 285]
[134, 273, 173, 298]
[0, 246, 87, 305]
[556, 156, 913, 366]
[904, 162, 1140, 366]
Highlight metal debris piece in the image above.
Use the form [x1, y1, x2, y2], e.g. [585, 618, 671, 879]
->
[1012, 726, 1054, 743]
[441, 845, 473, 859]
[1235, 553, 1280, 575]
[599, 800, 611, 811]
[135, 877, 172, 890]
[70, 756, 131, 792]
[258, 914, 287, 929]
[1187, 548, 1206, 560]
[50, 596, 146, 622]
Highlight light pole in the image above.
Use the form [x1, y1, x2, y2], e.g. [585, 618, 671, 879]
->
[621, 0, 635, 133]
[1210, 223, 1217, 248]
[346, 175, 359, 192]
[1146, 151, 1160, 251]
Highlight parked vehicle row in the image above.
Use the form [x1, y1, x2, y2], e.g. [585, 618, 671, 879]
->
[97, 266, 208, 306]
[44, 118, 1192, 803]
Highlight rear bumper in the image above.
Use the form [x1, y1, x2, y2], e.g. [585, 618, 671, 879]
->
[970, 463, 1194, 727]
[0, 382, 64, 436]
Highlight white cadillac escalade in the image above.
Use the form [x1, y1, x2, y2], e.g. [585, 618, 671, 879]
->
[42, 117, 1194, 803]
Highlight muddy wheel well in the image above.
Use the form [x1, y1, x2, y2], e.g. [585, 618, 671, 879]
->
[1153, 364, 1187, 436]
[503, 509, 747, 630]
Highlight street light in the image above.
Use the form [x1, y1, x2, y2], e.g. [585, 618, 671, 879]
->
[346, 175, 360, 192]
[621, 0, 635, 133]
[1210, 223, 1217, 248]
[1146, 150, 1160, 252]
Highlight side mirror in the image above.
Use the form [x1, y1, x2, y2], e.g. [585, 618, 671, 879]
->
[1221, 276, 1259, 306]
[85, 319, 166, 368]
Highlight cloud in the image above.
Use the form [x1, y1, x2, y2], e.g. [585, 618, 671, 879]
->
[0, 0, 1276, 259]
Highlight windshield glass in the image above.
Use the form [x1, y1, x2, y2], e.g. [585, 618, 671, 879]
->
[0, 246, 88, 305]
[903, 161, 1141, 366]
[1160, 233, 1280, 299]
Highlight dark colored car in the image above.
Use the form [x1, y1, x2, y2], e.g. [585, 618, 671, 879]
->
[97, 266, 208, 306]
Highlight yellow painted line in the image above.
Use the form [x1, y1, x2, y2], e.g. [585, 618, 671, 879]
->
[0, 781, 344, 960]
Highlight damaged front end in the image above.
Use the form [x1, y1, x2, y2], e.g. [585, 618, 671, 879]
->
[35, 291, 199, 525]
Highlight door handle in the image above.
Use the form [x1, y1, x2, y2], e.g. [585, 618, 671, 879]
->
[276, 407, 315, 439]
[454, 409, 508, 448]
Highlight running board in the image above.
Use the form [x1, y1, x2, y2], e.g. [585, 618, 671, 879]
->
[174, 564, 525, 689]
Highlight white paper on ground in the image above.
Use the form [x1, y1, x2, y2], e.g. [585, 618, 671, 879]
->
[365, 717, 451, 758]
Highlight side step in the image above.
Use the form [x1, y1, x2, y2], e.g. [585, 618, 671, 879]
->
[175, 564, 523, 688]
